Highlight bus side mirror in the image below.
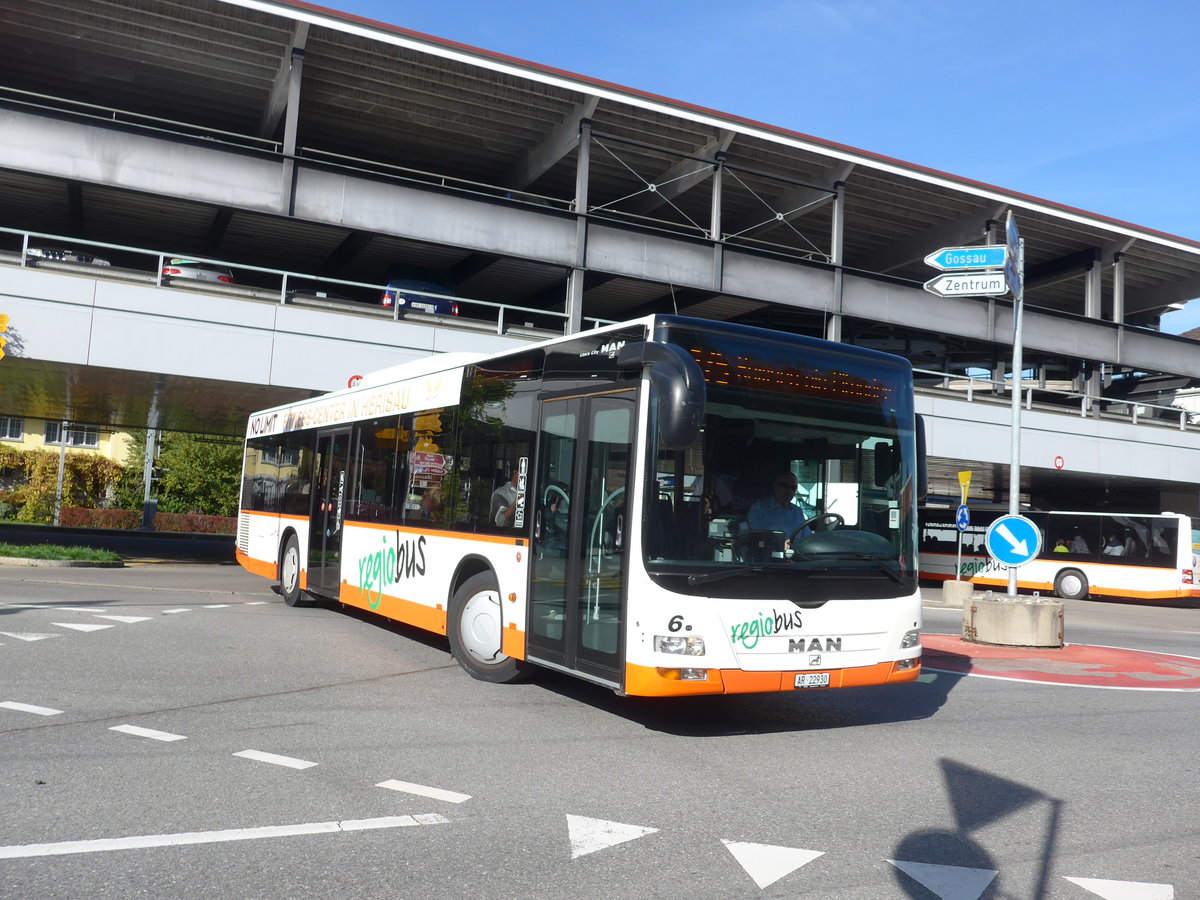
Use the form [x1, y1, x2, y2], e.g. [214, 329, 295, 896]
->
[617, 341, 705, 450]
[915, 413, 928, 501]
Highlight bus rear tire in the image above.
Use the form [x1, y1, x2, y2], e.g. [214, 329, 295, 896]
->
[448, 572, 529, 684]
[279, 534, 312, 607]
[1054, 569, 1088, 601]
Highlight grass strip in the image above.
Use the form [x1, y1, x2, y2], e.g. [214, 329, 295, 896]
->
[0, 543, 122, 562]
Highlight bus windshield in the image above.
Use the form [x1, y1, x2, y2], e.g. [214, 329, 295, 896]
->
[644, 322, 917, 601]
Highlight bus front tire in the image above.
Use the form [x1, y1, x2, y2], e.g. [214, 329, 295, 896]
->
[448, 572, 529, 684]
[1054, 569, 1088, 601]
[279, 535, 311, 607]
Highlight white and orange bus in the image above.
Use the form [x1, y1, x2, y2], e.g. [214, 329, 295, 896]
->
[236, 315, 924, 697]
[920, 506, 1200, 605]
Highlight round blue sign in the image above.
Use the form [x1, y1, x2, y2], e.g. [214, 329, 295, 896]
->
[984, 514, 1042, 567]
[955, 505, 971, 532]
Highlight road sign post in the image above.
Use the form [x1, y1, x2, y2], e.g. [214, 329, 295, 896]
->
[1004, 212, 1025, 598]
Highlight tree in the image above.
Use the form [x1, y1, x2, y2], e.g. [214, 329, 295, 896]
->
[115, 430, 242, 517]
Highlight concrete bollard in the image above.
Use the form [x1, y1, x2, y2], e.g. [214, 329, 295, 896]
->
[963, 592, 1064, 648]
[941, 580, 974, 609]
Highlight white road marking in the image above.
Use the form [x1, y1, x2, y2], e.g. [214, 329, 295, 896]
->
[1064, 876, 1174, 899]
[93, 614, 152, 624]
[722, 839, 824, 890]
[162, 608, 191, 614]
[0, 631, 60, 642]
[52, 622, 112, 633]
[202, 604, 230, 609]
[233, 749, 317, 770]
[888, 860, 998, 900]
[109, 724, 187, 742]
[565, 815, 658, 859]
[375, 779, 472, 803]
[246, 601, 268, 606]
[0, 701, 63, 716]
[0, 814, 448, 859]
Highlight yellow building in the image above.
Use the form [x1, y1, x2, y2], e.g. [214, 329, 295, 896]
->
[0, 415, 132, 462]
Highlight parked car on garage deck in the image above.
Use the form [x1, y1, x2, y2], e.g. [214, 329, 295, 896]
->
[26, 246, 111, 266]
[161, 258, 235, 283]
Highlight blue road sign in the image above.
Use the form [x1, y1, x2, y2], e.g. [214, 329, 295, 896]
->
[924, 245, 1007, 271]
[984, 514, 1042, 567]
[1004, 212, 1023, 298]
[955, 505, 971, 532]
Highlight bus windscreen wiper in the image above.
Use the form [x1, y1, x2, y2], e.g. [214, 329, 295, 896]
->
[687, 565, 765, 586]
[797, 553, 907, 586]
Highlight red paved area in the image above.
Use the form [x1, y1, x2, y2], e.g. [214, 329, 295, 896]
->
[921, 633, 1200, 690]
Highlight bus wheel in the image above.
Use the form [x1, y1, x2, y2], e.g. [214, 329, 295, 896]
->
[448, 572, 529, 684]
[1054, 569, 1088, 601]
[279, 535, 311, 607]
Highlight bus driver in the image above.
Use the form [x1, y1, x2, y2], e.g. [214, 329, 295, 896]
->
[747, 473, 813, 549]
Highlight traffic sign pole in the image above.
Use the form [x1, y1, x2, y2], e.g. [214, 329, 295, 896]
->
[1005, 213, 1025, 598]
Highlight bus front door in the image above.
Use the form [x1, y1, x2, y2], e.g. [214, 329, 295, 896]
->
[527, 389, 634, 686]
[308, 429, 351, 597]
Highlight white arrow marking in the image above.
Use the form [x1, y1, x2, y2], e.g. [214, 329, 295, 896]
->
[376, 779, 471, 804]
[0, 814, 447, 859]
[1064, 876, 1174, 899]
[888, 860, 998, 900]
[994, 523, 1029, 557]
[566, 815, 658, 859]
[110, 724, 187, 742]
[722, 839, 824, 889]
[52, 622, 112, 632]
[93, 614, 152, 624]
[0, 701, 64, 716]
[0, 631, 60, 642]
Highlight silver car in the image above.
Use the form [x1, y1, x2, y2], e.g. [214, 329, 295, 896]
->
[161, 258, 235, 283]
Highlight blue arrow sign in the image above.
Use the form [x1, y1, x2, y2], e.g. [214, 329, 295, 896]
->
[1004, 212, 1023, 298]
[984, 514, 1042, 567]
[955, 505, 971, 532]
[924, 245, 1007, 271]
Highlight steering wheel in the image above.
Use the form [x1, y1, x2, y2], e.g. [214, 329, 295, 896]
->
[789, 513, 844, 544]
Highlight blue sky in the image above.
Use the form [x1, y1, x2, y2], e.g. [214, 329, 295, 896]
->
[330, 0, 1200, 333]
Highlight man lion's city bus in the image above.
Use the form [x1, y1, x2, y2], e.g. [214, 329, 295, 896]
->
[236, 316, 925, 697]
[920, 506, 1200, 605]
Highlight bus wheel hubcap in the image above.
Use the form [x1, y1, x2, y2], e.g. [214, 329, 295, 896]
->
[461, 590, 504, 664]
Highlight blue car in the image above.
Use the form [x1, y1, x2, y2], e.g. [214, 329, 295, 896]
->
[380, 277, 459, 316]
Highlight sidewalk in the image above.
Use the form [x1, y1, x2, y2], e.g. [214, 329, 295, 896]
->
[920, 633, 1200, 690]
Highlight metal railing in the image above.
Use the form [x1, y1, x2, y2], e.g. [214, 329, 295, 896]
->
[0, 226, 616, 336]
[913, 367, 1196, 432]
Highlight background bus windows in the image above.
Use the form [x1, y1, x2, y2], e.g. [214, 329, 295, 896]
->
[242, 434, 313, 515]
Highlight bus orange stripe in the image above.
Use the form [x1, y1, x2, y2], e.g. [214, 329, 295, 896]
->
[338, 582, 448, 635]
[623, 659, 916, 697]
[236, 548, 276, 580]
[346, 519, 525, 546]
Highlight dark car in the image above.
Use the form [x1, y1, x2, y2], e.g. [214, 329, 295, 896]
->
[380, 267, 459, 316]
[26, 246, 111, 266]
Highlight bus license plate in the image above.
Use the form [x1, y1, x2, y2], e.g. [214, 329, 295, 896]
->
[795, 672, 830, 688]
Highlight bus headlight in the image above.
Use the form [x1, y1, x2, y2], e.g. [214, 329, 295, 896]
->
[655, 635, 706, 656]
[899, 629, 921, 650]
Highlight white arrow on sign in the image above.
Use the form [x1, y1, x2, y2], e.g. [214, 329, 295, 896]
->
[994, 522, 1029, 557]
[923, 272, 1009, 297]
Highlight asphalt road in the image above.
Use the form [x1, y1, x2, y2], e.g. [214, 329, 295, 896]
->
[1, 564, 1196, 899]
